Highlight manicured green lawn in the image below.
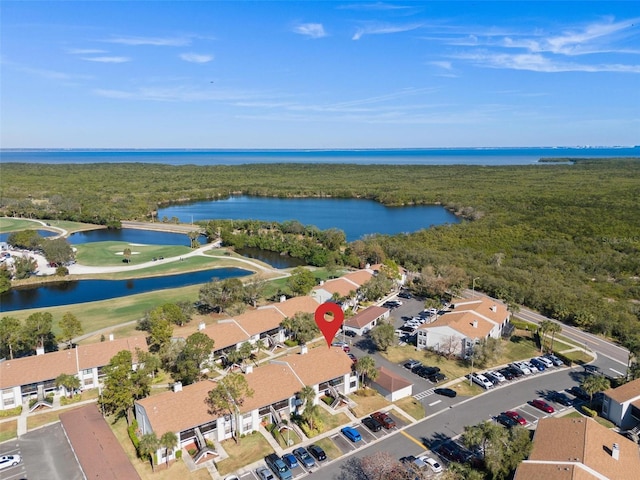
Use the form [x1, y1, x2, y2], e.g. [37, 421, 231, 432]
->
[0, 217, 43, 232]
[349, 390, 392, 417]
[0, 419, 17, 442]
[394, 396, 425, 420]
[75, 241, 191, 266]
[215, 432, 275, 476]
[314, 437, 342, 461]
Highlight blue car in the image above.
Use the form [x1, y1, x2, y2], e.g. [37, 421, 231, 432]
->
[292, 447, 316, 468]
[341, 426, 362, 443]
[530, 358, 546, 371]
[282, 453, 298, 469]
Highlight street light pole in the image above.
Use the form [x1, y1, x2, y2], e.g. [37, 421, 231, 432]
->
[472, 277, 480, 298]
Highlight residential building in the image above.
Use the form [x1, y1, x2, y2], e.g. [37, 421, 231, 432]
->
[415, 297, 510, 358]
[514, 417, 640, 480]
[343, 305, 390, 336]
[602, 377, 640, 431]
[0, 335, 147, 410]
[134, 346, 357, 462]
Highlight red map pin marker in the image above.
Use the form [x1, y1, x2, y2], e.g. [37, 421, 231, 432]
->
[315, 302, 344, 348]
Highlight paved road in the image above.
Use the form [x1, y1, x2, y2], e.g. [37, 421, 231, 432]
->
[318, 365, 588, 479]
[462, 289, 629, 367]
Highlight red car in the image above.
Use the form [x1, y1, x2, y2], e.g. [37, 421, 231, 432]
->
[371, 411, 396, 429]
[503, 410, 527, 425]
[531, 399, 555, 413]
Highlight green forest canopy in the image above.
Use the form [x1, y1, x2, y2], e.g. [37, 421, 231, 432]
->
[1, 159, 639, 345]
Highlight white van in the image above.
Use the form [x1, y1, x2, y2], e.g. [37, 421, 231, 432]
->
[471, 373, 494, 389]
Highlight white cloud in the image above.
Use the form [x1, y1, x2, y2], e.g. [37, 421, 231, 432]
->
[82, 56, 131, 63]
[18, 65, 91, 81]
[429, 61, 452, 70]
[66, 48, 107, 55]
[179, 53, 214, 63]
[455, 51, 640, 73]
[293, 23, 327, 39]
[352, 22, 422, 40]
[104, 35, 192, 46]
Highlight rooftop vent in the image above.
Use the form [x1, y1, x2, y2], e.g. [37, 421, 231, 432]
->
[198, 322, 205, 331]
[612, 443, 620, 460]
[173, 382, 183, 393]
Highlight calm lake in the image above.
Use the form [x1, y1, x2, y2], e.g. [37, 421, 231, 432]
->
[158, 196, 459, 242]
[0, 267, 251, 312]
[68, 229, 208, 246]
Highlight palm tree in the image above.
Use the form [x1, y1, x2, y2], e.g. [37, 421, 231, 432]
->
[355, 356, 378, 388]
[581, 374, 610, 407]
[538, 320, 554, 353]
[123, 247, 132, 263]
[547, 322, 562, 353]
[302, 403, 321, 431]
[138, 432, 159, 472]
[298, 385, 316, 413]
[160, 431, 178, 468]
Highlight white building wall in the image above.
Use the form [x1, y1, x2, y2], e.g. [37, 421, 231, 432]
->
[0, 386, 22, 410]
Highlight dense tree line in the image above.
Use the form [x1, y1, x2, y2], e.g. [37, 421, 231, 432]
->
[1, 160, 638, 348]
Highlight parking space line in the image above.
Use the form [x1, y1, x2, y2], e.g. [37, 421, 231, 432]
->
[413, 388, 435, 400]
[400, 429, 426, 449]
[428, 399, 442, 407]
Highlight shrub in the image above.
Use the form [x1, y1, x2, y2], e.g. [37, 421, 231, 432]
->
[175, 450, 182, 459]
[128, 420, 140, 450]
[0, 406, 22, 418]
[510, 318, 537, 331]
[55, 265, 69, 276]
[321, 395, 334, 406]
[582, 406, 598, 418]
[553, 351, 573, 366]
[284, 339, 298, 347]
[188, 448, 197, 456]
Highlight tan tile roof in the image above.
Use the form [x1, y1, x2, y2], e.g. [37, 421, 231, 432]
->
[0, 335, 148, 389]
[514, 463, 596, 480]
[416, 311, 495, 339]
[240, 363, 304, 413]
[374, 366, 412, 393]
[523, 417, 640, 480]
[277, 346, 354, 387]
[201, 320, 250, 351]
[233, 308, 285, 337]
[0, 349, 77, 389]
[604, 377, 640, 404]
[77, 336, 148, 369]
[345, 306, 389, 329]
[269, 296, 320, 318]
[342, 270, 373, 287]
[314, 278, 359, 297]
[136, 380, 217, 435]
[451, 298, 509, 322]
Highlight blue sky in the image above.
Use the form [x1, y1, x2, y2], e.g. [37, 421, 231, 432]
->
[1, 1, 638, 148]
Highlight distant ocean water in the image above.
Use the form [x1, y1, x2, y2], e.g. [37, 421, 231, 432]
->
[1, 147, 638, 166]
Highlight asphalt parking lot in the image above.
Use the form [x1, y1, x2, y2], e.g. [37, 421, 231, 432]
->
[1, 423, 84, 480]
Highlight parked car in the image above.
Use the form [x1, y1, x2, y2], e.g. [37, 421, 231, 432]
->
[544, 353, 564, 366]
[398, 291, 412, 299]
[343, 330, 357, 337]
[371, 411, 396, 429]
[436, 441, 470, 463]
[265, 454, 292, 480]
[292, 447, 316, 468]
[434, 388, 457, 398]
[584, 364, 601, 374]
[414, 366, 440, 378]
[428, 372, 447, 383]
[282, 453, 298, 469]
[529, 358, 546, 371]
[485, 370, 506, 383]
[347, 353, 358, 363]
[548, 391, 574, 406]
[400, 455, 427, 471]
[421, 456, 443, 473]
[341, 426, 362, 443]
[257, 467, 275, 480]
[503, 410, 527, 425]
[362, 416, 383, 432]
[307, 444, 327, 461]
[510, 362, 531, 375]
[531, 399, 555, 413]
[523, 360, 539, 373]
[403, 359, 422, 370]
[471, 373, 494, 389]
[566, 386, 590, 401]
[0, 455, 21, 470]
[496, 413, 519, 428]
[498, 368, 516, 380]
[536, 356, 554, 368]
